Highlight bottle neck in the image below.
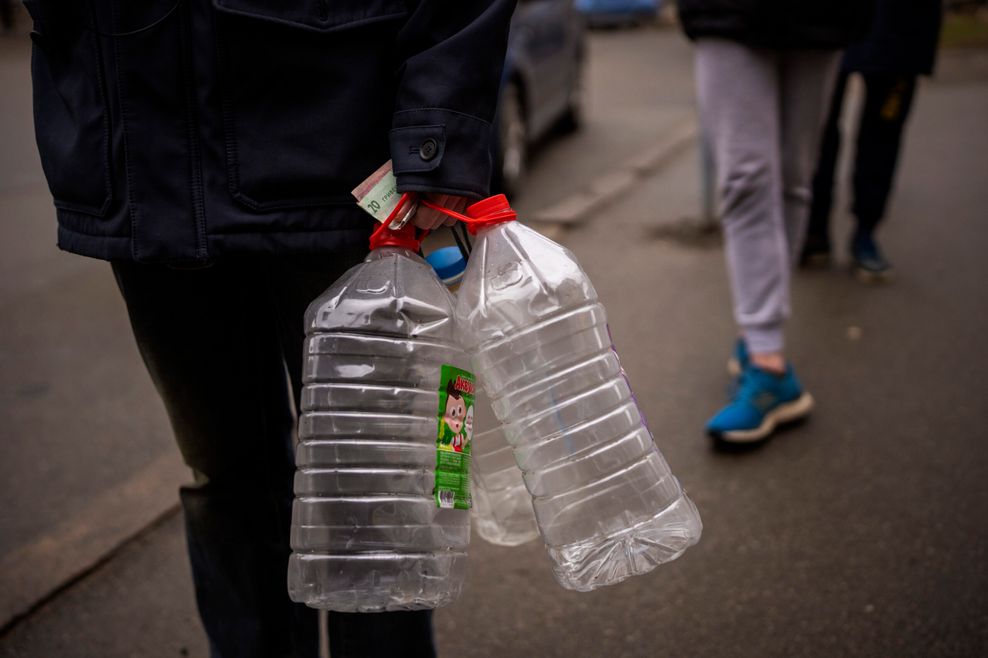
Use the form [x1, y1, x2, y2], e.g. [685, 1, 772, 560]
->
[368, 220, 423, 252]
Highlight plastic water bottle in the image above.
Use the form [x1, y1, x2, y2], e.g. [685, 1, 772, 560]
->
[427, 243, 539, 547]
[455, 195, 702, 591]
[471, 390, 540, 546]
[287, 223, 473, 612]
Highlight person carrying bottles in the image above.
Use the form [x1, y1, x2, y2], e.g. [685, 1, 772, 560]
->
[803, 0, 944, 281]
[25, 1, 516, 656]
[675, 1, 874, 442]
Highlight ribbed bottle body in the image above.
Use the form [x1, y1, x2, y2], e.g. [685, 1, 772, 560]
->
[288, 248, 470, 611]
[457, 223, 701, 591]
[470, 391, 539, 546]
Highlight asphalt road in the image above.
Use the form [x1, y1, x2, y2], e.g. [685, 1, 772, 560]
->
[1, 23, 987, 658]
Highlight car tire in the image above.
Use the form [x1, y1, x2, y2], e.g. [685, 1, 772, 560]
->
[558, 56, 585, 134]
[493, 81, 527, 198]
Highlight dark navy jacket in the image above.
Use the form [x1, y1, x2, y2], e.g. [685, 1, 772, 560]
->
[677, 0, 873, 50]
[26, 0, 515, 263]
[843, 0, 942, 76]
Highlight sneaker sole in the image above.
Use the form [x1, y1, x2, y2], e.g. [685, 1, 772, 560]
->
[852, 265, 895, 284]
[710, 392, 815, 443]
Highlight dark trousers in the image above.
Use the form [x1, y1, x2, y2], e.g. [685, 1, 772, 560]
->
[112, 256, 437, 658]
[1, 0, 15, 30]
[809, 70, 918, 239]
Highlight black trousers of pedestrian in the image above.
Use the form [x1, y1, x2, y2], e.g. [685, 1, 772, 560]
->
[0, 0, 15, 30]
[112, 256, 437, 658]
[809, 70, 918, 239]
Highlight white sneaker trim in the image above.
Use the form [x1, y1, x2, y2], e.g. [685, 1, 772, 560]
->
[716, 392, 815, 443]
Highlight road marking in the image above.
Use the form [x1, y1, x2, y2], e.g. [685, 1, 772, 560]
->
[0, 451, 186, 632]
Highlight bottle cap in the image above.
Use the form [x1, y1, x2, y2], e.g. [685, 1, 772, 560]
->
[369, 221, 422, 252]
[426, 246, 467, 286]
[465, 194, 517, 234]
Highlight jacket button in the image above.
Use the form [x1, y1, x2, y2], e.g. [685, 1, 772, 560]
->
[419, 138, 438, 161]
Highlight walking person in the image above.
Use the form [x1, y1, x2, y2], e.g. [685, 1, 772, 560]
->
[676, 2, 873, 442]
[803, 0, 943, 281]
[25, 1, 516, 656]
[0, 0, 16, 33]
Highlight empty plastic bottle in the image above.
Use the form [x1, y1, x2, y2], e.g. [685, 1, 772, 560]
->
[452, 195, 702, 592]
[471, 390, 540, 546]
[287, 222, 473, 612]
[426, 241, 538, 547]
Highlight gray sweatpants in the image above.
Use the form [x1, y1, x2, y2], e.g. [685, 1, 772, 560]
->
[695, 39, 839, 353]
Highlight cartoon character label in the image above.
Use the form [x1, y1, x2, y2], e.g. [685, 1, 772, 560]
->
[435, 364, 475, 510]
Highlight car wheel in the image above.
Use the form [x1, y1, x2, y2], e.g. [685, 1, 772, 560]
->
[494, 81, 527, 197]
[558, 57, 585, 134]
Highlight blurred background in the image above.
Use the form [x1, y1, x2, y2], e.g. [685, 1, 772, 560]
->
[1, 1, 987, 656]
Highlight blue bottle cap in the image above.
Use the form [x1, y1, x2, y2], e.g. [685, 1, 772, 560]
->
[426, 246, 467, 284]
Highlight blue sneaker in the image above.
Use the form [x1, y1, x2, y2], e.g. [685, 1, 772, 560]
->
[707, 364, 814, 443]
[851, 234, 894, 283]
[726, 337, 749, 378]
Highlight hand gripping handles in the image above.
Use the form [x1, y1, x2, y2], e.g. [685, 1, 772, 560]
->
[369, 193, 518, 251]
[422, 194, 517, 235]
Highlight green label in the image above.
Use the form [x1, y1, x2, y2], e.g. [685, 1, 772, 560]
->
[435, 364, 475, 510]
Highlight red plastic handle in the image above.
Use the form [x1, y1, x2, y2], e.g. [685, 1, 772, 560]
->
[368, 192, 518, 250]
[369, 193, 425, 251]
[420, 194, 517, 235]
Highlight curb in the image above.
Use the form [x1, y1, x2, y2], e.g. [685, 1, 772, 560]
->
[530, 119, 698, 226]
[0, 452, 186, 635]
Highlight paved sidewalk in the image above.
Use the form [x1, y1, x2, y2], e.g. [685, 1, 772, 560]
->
[2, 26, 988, 658]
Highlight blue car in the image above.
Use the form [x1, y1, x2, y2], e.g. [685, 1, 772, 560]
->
[576, 0, 661, 25]
[493, 0, 586, 196]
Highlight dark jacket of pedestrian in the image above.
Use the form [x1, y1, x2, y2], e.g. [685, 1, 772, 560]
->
[843, 0, 942, 75]
[677, 0, 873, 50]
[26, 0, 516, 264]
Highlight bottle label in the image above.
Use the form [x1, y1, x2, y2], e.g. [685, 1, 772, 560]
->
[434, 364, 475, 510]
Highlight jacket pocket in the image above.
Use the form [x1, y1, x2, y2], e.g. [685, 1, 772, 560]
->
[213, 0, 408, 210]
[26, 1, 112, 217]
[214, 0, 408, 33]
